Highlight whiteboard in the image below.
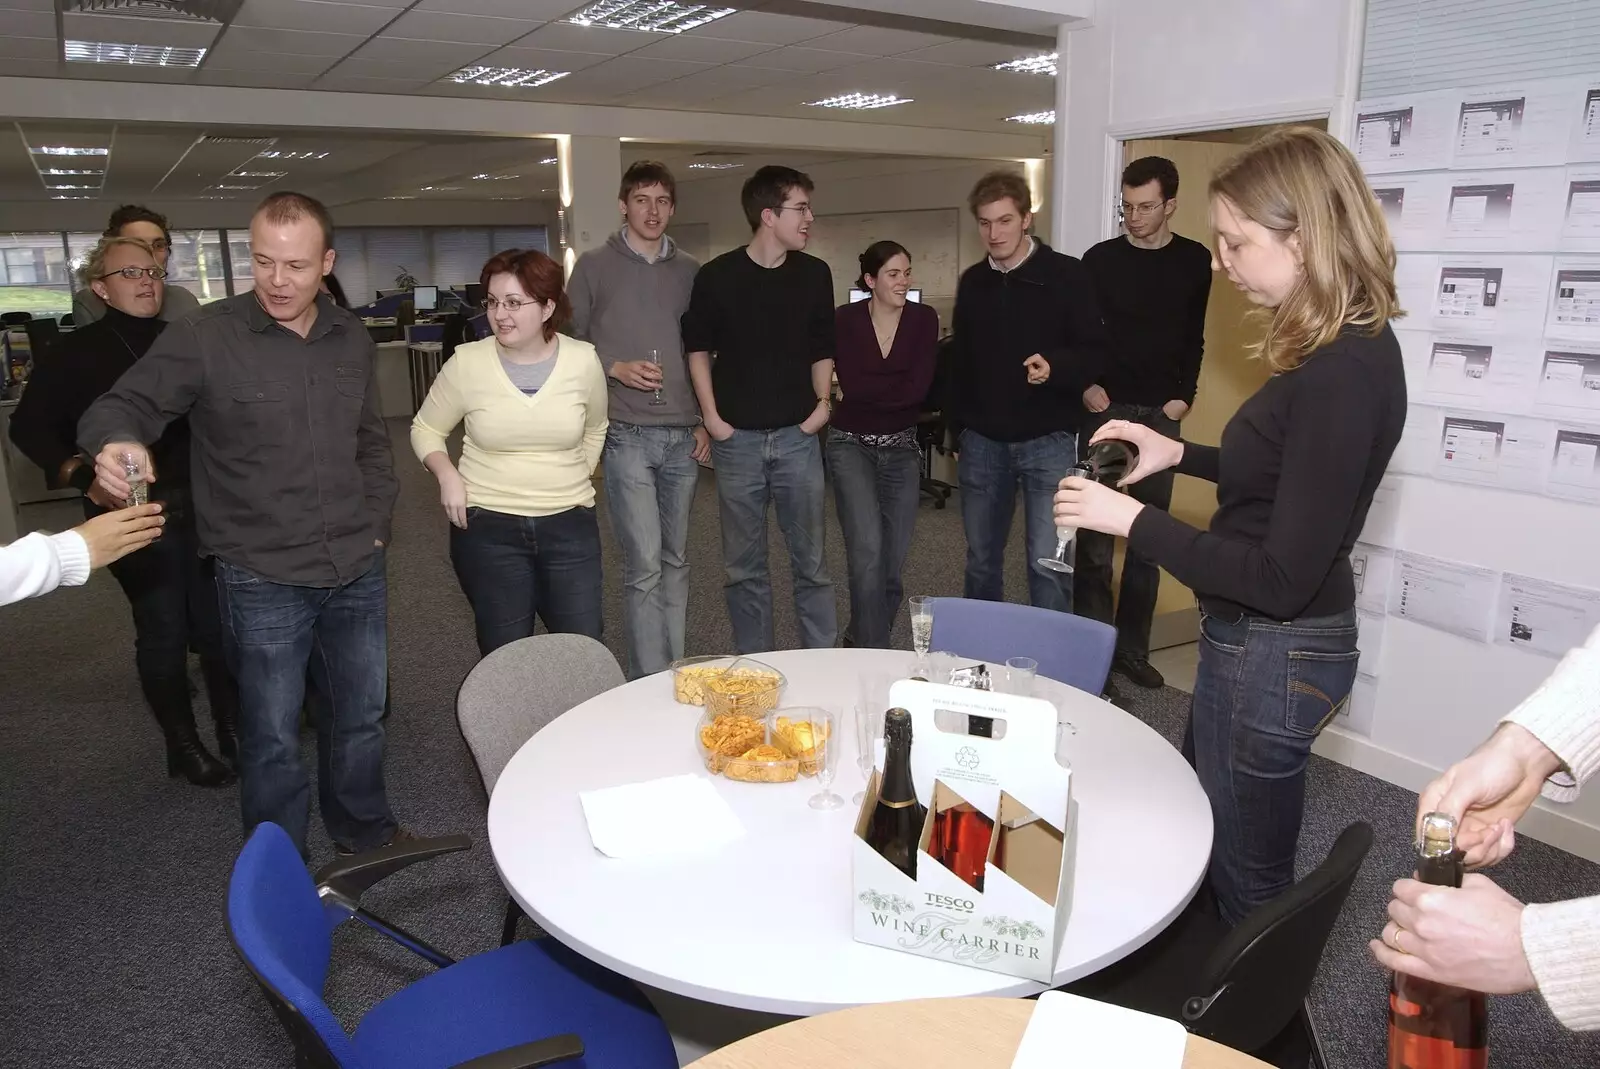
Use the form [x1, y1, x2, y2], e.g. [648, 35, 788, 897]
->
[807, 208, 962, 307]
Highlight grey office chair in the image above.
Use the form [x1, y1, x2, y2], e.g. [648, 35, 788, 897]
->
[457, 633, 625, 945]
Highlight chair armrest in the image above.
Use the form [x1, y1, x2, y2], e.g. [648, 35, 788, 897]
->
[451, 1035, 585, 1069]
[313, 834, 472, 899]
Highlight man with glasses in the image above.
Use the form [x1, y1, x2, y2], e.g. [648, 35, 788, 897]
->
[683, 164, 837, 653]
[71, 205, 201, 326]
[1076, 156, 1213, 690]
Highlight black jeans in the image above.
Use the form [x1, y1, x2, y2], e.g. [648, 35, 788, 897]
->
[449, 505, 604, 658]
[94, 491, 236, 743]
[1073, 403, 1179, 662]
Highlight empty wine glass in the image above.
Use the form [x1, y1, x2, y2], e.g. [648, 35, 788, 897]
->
[1002, 656, 1038, 696]
[852, 703, 881, 806]
[804, 707, 843, 810]
[647, 348, 666, 406]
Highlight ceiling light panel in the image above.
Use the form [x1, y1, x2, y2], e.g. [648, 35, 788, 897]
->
[41, 168, 104, 175]
[257, 151, 328, 160]
[447, 66, 570, 88]
[566, 1, 734, 34]
[229, 171, 286, 179]
[806, 92, 912, 110]
[1006, 110, 1056, 124]
[471, 174, 522, 180]
[33, 146, 110, 156]
[687, 161, 744, 170]
[65, 40, 208, 67]
[992, 52, 1057, 76]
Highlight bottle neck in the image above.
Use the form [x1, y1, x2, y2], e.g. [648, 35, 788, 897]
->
[1415, 850, 1463, 888]
[879, 725, 918, 807]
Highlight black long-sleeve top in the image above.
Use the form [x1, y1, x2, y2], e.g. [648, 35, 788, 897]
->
[946, 240, 1108, 442]
[1082, 234, 1213, 406]
[1127, 326, 1407, 621]
[9, 306, 192, 496]
[831, 299, 939, 434]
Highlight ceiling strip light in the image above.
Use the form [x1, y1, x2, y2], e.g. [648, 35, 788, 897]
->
[447, 66, 569, 88]
[256, 151, 328, 160]
[1005, 110, 1056, 125]
[687, 161, 744, 170]
[992, 52, 1057, 76]
[41, 168, 104, 175]
[65, 40, 208, 68]
[806, 92, 912, 111]
[565, 1, 734, 34]
[33, 146, 110, 156]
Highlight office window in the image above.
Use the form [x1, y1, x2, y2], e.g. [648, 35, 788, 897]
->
[363, 230, 430, 298]
[430, 228, 492, 289]
[228, 232, 255, 295]
[0, 233, 71, 318]
[167, 229, 228, 303]
[1362, 0, 1600, 97]
[492, 228, 551, 255]
[330, 230, 367, 307]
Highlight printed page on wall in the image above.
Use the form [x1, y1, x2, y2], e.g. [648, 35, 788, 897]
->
[1448, 82, 1576, 170]
[1559, 166, 1600, 252]
[1494, 572, 1600, 657]
[1354, 92, 1456, 173]
[1389, 551, 1500, 644]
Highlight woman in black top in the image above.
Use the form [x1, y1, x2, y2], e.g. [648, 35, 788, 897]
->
[1054, 128, 1407, 924]
[10, 237, 236, 787]
[829, 241, 939, 648]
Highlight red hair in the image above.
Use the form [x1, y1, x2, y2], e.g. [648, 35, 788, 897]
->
[480, 248, 570, 341]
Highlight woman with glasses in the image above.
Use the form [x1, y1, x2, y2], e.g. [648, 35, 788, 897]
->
[828, 241, 939, 648]
[411, 249, 608, 656]
[11, 236, 237, 786]
[70, 204, 201, 326]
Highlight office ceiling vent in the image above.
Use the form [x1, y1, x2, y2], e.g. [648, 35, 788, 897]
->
[58, 0, 243, 23]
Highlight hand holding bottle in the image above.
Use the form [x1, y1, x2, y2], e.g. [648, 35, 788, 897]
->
[1419, 722, 1564, 868]
[1372, 873, 1536, 995]
[1086, 420, 1182, 487]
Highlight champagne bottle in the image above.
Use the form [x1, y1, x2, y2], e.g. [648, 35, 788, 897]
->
[865, 708, 926, 880]
[1387, 812, 1488, 1069]
[1080, 438, 1138, 485]
[934, 800, 995, 892]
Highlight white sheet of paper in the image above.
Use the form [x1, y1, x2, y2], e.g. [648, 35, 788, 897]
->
[1532, 346, 1600, 421]
[1359, 478, 1404, 548]
[1010, 991, 1186, 1069]
[1435, 411, 1554, 493]
[1432, 256, 1554, 333]
[1370, 174, 1447, 251]
[1406, 335, 1540, 412]
[578, 774, 744, 860]
[1390, 551, 1500, 644]
[1357, 609, 1387, 681]
[1572, 83, 1600, 162]
[1545, 257, 1600, 341]
[1353, 542, 1396, 614]
[1496, 572, 1600, 658]
[1342, 675, 1380, 736]
[1546, 424, 1600, 504]
[1451, 82, 1575, 169]
[1354, 92, 1456, 173]
[1391, 405, 1444, 476]
[1560, 166, 1600, 253]
[1441, 169, 1564, 253]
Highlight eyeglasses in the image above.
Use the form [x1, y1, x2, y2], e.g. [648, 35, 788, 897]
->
[483, 296, 536, 313]
[774, 203, 814, 218]
[98, 266, 168, 281]
[1121, 200, 1168, 217]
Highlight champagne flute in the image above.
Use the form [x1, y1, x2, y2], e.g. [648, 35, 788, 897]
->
[120, 448, 149, 506]
[1003, 656, 1038, 696]
[852, 703, 882, 806]
[1036, 459, 1090, 575]
[648, 348, 666, 406]
[804, 707, 843, 810]
[908, 595, 933, 657]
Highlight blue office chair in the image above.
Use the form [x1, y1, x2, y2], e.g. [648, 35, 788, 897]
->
[226, 822, 678, 1069]
[928, 597, 1117, 695]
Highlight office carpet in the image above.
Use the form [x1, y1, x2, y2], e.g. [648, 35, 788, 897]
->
[1, 420, 1596, 1068]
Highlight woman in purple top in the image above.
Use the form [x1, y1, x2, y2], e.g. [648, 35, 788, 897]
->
[828, 241, 940, 648]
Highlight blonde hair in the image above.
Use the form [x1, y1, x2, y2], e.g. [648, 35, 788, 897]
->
[1209, 126, 1402, 372]
[80, 236, 157, 289]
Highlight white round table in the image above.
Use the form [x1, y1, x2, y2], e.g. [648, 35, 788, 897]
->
[488, 648, 1212, 1016]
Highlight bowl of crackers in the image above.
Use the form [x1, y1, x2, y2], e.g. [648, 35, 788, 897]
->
[670, 655, 786, 709]
[697, 710, 798, 784]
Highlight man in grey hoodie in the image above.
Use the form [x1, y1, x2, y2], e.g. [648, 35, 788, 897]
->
[569, 160, 705, 679]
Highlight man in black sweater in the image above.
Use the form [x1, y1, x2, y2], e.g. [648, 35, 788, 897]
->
[1076, 157, 1213, 688]
[683, 165, 837, 653]
[948, 170, 1108, 613]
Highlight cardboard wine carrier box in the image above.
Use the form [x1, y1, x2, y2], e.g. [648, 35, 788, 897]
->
[851, 679, 1077, 982]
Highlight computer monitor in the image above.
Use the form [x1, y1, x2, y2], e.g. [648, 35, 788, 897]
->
[464, 283, 486, 307]
[412, 285, 438, 312]
[848, 288, 921, 303]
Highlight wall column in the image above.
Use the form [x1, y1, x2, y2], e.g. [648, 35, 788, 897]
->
[554, 134, 622, 276]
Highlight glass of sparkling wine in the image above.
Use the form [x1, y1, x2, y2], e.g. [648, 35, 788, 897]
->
[120, 448, 149, 506]
[908, 595, 933, 657]
[648, 348, 666, 406]
[1036, 524, 1076, 574]
[804, 707, 843, 810]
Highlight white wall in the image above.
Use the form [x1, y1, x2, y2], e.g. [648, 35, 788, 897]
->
[0, 198, 559, 232]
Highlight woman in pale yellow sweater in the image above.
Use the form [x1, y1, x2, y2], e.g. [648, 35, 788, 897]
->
[1372, 624, 1600, 1031]
[411, 249, 608, 656]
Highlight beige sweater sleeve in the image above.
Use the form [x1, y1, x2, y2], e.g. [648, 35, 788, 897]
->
[1502, 624, 1600, 802]
[1522, 896, 1600, 1031]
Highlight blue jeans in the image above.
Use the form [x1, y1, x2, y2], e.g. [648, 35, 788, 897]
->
[450, 505, 604, 658]
[826, 428, 920, 649]
[1188, 607, 1360, 924]
[603, 423, 700, 679]
[215, 550, 395, 856]
[957, 428, 1076, 613]
[710, 426, 837, 653]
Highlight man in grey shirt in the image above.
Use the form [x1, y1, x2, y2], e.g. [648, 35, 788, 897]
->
[71, 204, 201, 326]
[79, 192, 403, 859]
[568, 161, 704, 678]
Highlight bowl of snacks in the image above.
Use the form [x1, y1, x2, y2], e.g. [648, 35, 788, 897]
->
[696, 709, 798, 783]
[770, 710, 830, 776]
[701, 657, 784, 719]
[670, 655, 733, 706]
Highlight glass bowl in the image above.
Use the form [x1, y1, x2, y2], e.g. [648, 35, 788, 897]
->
[670, 655, 735, 706]
[769, 710, 830, 777]
[695, 709, 799, 783]
[702, 657, 785, 719]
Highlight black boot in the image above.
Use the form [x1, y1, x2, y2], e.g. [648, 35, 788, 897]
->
[200, 654, 240, 769]
[149, 674, 234, 788]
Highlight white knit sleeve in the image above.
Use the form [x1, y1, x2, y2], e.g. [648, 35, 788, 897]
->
[1502, 625, 1600, 802]
[1522, 895, 1600, 1031]
[0, 530, 90, 607]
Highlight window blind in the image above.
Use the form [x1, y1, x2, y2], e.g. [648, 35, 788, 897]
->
[1361, 0, 1600, 98]
[362, 229, 430, 293]
[492, 228, 550, 255]
[430, 228, 492, 289]
[332, 230, 369, 305]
